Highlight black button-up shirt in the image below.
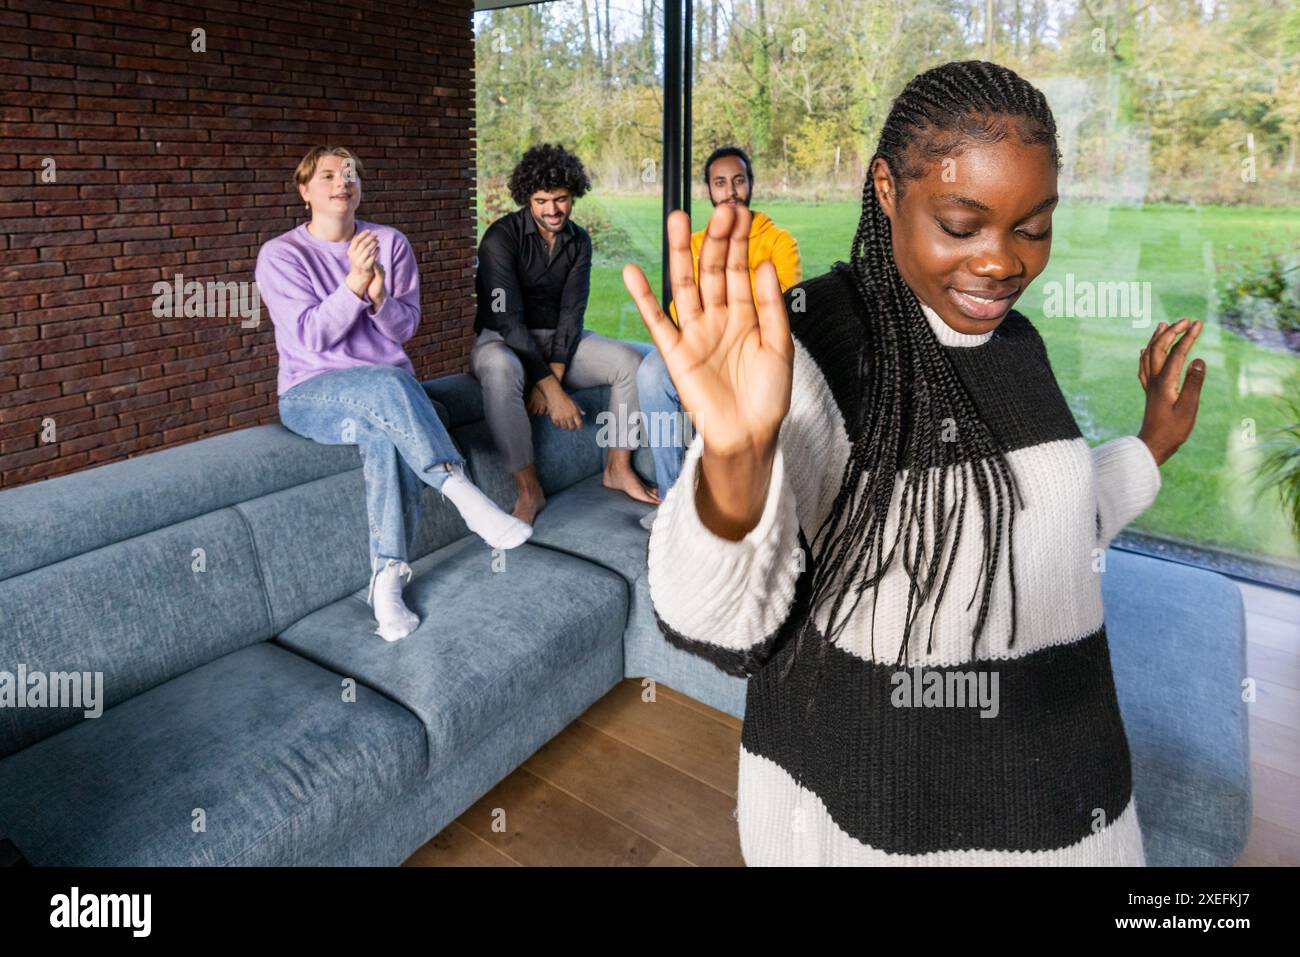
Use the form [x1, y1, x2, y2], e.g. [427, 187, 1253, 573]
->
[474, 207, 592, 385]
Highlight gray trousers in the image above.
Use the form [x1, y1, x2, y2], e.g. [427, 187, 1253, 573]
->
[469, 326, 643, 474]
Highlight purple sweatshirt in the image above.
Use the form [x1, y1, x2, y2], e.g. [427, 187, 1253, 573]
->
[255, 220, 420, 395]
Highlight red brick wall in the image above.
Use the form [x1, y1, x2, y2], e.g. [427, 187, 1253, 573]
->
[0, 0, 476, 488]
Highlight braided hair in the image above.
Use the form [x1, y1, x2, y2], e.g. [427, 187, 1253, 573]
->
[790, 61, 1062, 676]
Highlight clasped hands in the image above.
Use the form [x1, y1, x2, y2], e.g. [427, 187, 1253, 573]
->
[344, 228, 386, 311]
[526, 362, 585, 430]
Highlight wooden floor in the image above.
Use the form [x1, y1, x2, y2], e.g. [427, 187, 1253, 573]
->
[404, 581, 1300, 867]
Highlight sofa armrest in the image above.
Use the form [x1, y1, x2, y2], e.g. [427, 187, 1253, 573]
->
[1101, 547, 1251, 866]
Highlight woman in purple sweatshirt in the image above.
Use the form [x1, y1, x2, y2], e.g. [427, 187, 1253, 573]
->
[256, 146, 532, 643]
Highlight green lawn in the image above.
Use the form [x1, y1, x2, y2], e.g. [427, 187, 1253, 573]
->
[480, 194, 1300, 564]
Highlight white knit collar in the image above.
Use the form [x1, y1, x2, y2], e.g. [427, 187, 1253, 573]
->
[918, 298, 995, 348]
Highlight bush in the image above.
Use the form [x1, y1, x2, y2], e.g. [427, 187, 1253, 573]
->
[573, 198, 639, 267]
[1258, 401, 1300, 544]
[1217, 249, 1300, 337]
[478, 177, 516, 233]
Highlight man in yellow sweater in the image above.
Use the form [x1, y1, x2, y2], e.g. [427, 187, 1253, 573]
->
[636, 146, 802, 529]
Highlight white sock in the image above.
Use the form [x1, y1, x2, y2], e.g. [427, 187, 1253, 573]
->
[440, 465, 533, 549]
[367, 559, 420, 642]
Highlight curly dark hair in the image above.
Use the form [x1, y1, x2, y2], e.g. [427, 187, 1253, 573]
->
[507, 144, 592, 207]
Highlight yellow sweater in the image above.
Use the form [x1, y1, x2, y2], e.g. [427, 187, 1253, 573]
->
[667, 210, 802, 325]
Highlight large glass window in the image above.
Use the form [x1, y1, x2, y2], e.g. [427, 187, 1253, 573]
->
[477, 0, 1300, 570]
[474, 0, 665, 342]
[690, 0, 1300, 570]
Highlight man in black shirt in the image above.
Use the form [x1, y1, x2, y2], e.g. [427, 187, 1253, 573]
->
[471, 144, 658, 523]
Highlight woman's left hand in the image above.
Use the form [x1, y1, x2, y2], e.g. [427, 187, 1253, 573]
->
[1137, 317, 1206, 466]
[367, 263, 386, 310]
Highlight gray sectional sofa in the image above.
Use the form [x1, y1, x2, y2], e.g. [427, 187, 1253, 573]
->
[0, 351, 1252, 866]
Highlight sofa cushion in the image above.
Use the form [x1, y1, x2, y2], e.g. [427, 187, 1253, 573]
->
[0, 642, 427, 865]
[0, 398, 455, 584]
[0, 424, 360, 582]
[0, 508, 271, 759]
[1101, 547, 1251, 866]
[275, 535, 628, 766]
[527, 472, 654, 582]
[311, 640, 627, 865]
[236, 467, 469, 635]
[525, 472, 748, 716]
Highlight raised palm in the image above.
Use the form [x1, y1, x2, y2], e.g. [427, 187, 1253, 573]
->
[622, 204, 793, 461]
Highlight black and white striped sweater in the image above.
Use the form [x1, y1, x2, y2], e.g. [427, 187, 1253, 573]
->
[646, 263, 1161, 866]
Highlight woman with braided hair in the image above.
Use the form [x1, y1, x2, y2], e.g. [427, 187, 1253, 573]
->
[622, 60, 1206, 866]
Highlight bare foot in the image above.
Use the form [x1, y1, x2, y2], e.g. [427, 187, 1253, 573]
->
[513, 485, 546, 523]
[603, 464, 660, 505]
[512, 465, 547, 524]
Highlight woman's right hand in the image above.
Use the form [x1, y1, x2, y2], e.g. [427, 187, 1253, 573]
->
[622, 204, 793, 540]
[345, 229, 379, 297]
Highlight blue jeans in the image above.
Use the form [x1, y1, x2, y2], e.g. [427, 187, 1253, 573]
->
[635, 348, 691, 500]
[278, 364, 466, 576]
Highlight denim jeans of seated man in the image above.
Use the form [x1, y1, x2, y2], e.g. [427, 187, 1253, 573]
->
[278, 364, 467, 578]
[635, 347, 693, 501]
